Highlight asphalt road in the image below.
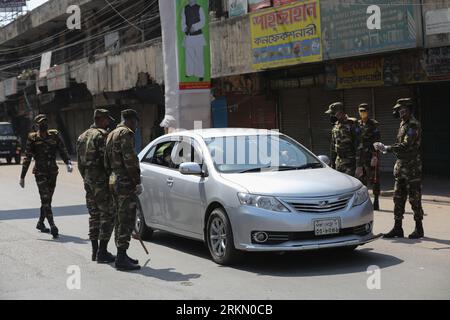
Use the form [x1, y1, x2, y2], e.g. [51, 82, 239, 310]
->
[1, 162, 449, 300]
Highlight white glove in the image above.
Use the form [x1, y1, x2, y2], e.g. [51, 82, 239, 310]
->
[19, 178, 25, 188]
[135, 184, 143, 196]
[373, 142, 387, 153]
[67, 161, 73, 173]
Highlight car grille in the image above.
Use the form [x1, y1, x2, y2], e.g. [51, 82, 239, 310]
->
[251, 224, 370, 245]
[283, 194, 353, 213]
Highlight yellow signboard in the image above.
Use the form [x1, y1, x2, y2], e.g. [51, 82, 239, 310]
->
[335, 58, 384, 89]
[250, 0, 322, 70]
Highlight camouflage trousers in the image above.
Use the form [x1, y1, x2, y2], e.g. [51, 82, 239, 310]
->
[111, 176, 137, 250]
[84, 179, 115, 241]
[335, 156, 356, 177]
[358, 162, 380, 196]
[393, 160, 424, 221]
[35, 173, 57, 225]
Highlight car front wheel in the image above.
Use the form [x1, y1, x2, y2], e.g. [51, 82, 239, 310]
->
[206, 208, 241, 265]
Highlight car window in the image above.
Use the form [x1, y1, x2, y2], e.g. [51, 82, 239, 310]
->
[141, 146, 156, 164]
[171, 138, 203, 169]
[204, 135, 321, 173]
[0, 124, 14, 135]
[149, 141, 177, 168]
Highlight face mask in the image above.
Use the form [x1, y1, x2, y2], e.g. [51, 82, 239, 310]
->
[39, 124, 48, 131]
[359, 112, 368, 121]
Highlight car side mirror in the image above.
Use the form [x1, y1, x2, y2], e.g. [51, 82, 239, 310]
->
[318, 155, 331, 166]
[179, 162, 203, 176]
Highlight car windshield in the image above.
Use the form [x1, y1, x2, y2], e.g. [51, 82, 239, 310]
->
[204, 134, 323, 173]
[0, 124, 14, 135]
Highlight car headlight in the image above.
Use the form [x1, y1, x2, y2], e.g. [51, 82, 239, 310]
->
[353, 186, 369, 207]
[237, 192, 289, 212]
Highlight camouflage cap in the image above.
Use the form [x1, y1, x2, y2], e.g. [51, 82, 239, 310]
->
[358, 103, 369, 112]
[325, 102, 344, 115]
[121, 109, 139, 121]
[394, 98, 413, 110]
[94, 109, 115, 121]
[34, 114, 48, 124]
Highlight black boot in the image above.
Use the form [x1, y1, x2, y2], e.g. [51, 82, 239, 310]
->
[91, 240, 99, 261]
[36, 221, 50, 233]
[50, 225, 59, 239]
[383, 220, 404, 238]
[125, 253, 139, 265]
[97, 240, 116, 264]
[115, 248, 141, 271]
[373, 195, 380, 211]
[409, 221, 424, 239]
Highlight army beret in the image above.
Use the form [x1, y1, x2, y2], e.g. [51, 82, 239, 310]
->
[394, 98, 413, 110]
[121, 109, 139, 120]
[34, 114, 48, 124]
[358, 103, 369, 112]
[94, 109, 115, 121]
[325, 102, 344, 114]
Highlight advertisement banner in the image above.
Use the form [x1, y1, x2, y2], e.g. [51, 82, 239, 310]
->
[248, 0, 272, 12]
[274, 0, 298, 7]
[176, 0, 211, 90]
[425, 8, 450, 36]
[424, 46, 450, 81]
[335, 58, 384, 89]
[250, 0, 322, 70]
[321, 0, 418, 59]
[229, 0, 248, 17]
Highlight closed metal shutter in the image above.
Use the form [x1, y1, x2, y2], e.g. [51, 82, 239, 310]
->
[374, 86, 414, 172]
[343, 88, 373, 117]
[420, 83, 450, 176]
[309, 87, 342, 156]
[279, 88, 311, 148]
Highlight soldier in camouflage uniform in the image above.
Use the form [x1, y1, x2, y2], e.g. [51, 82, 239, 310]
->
[19, 114, 73, 238]
[105, 109, 142, 271]
[325, 102, 360, 176]
[77, 109, 116, 263]
[356, 103, 381, 210]
[374, 98, 425, 239]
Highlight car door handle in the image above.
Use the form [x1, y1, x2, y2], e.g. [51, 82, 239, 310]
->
[166, 177, 174, 187]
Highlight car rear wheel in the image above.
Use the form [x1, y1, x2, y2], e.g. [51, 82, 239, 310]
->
[206, 208, 241, 265]
[6, 157, 12, 164]
[135, 201, 153, 240]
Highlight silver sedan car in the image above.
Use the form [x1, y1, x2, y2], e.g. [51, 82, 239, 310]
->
[136, 128, 380, 265]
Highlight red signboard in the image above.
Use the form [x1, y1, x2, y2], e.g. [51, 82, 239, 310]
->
[273, 0, 298, 7]
[248, 0, 271, 12]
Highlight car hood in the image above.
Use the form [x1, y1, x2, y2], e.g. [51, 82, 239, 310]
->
[220, 167, 361, 197]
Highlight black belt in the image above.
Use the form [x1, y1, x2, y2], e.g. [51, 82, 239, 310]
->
[186, 30, 202, 36]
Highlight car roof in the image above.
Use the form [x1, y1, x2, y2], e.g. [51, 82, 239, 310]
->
[164, 128, 283, 140]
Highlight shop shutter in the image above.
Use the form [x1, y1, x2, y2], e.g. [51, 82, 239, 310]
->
[279, 88, 311, 148]
[420, 83, 450, 176]
[373, 86, 414, 172]
[309, 87, 342, 157]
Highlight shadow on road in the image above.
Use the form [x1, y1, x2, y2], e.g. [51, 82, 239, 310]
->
[390, 236, 450, 250]
[146, 232, 403, 277]
[0, 205, 88, 221]
[105, 258, 201, 282]
[37, 234, 88, 244]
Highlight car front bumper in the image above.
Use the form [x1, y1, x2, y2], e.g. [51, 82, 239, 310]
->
[226, 198, 379, 252]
